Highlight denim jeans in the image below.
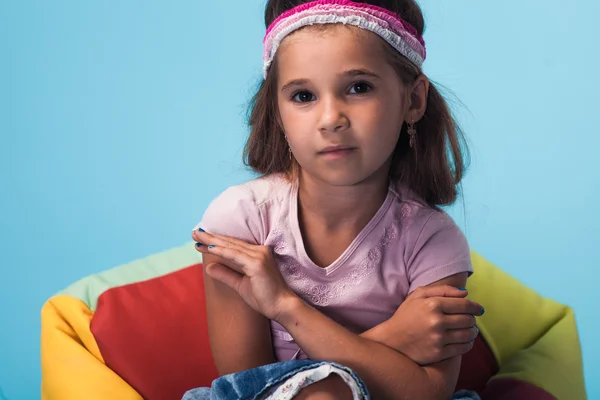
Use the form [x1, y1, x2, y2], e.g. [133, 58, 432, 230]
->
[181, 360, 481, 400]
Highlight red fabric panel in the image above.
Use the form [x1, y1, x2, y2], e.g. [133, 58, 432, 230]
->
[91, 264, 219, 400]
[455, 334, 499, 393]
[481, 378, 557, 400]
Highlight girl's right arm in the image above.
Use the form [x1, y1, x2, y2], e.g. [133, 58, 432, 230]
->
[197, 187, 276, 375]
[203, 252, 276, 376]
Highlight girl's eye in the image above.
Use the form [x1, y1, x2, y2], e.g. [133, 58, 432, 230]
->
[292, 91, 315, 103]
[349, 82, 372, 95]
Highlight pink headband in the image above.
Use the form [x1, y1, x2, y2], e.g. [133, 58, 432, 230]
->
[263, 0, 426, 78]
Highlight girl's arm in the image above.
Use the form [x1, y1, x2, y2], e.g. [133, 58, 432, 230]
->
[275, 275, 470, 400]
[359, 274, 481, 365]
[203, 252, 276, 375]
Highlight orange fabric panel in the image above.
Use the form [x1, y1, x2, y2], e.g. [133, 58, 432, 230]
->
[91, 264, 218, 400]
[41, 295, 142, 400]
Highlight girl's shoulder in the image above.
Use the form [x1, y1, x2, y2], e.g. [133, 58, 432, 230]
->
[216, 173, 293, 208]
[389, 183, 433, 217]
[388, 183, 461, 236]
[388, 185, 472, 292]
[389, 182, 427, 207]
[197, 174, 293, 245]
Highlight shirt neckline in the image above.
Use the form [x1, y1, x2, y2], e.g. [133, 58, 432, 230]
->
[289, 180, 394, 276]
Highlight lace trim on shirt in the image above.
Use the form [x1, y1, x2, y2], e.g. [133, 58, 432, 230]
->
[272, 222, 400, 307]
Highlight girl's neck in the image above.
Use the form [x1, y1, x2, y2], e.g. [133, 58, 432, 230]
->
[297, 168, 390, 232]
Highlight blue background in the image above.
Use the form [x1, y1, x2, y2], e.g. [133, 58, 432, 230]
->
[1, 0, 598, 398]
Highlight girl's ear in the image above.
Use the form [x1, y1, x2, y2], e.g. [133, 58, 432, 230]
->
[407, 74, 430, 122]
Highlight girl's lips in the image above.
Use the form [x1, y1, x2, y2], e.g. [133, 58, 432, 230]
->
[319, 145, 356, 153]
[318, 147, 356, 159]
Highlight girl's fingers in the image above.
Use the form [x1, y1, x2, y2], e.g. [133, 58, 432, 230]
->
[442, 313, 477, 330]
[445, 326, 479, 345]
[441, 340, 475, 360]
[193, 228, 272, 277]
[410, 285, 468, 300]
[192, 230, 233, 248]
[205, 263, 244, 292]
[193, 229, 269, 265]
[195, 237, 251, 273]
[196, 244, 245, 274]
[193, 228, 256, 251]
[199, 244, 262, 275]
[439, 297, 484, 316]
[193, 231, 256, 258]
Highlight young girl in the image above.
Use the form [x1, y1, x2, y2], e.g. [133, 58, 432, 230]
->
[189, 0, 484, 398]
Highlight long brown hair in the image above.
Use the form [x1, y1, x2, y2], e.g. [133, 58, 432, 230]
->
[244, 0, 469, 207]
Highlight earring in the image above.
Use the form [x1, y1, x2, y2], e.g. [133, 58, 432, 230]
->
[407, 120, 417, 148]
[285, 134, 292, 161]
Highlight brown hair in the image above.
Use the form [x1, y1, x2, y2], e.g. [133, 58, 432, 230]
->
[244, 0, 469, 207]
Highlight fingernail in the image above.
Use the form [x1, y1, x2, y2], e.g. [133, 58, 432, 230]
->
[475, 326, 479, 333]
[458, 287, 467, 291]
[198, 228, 205, 232]
[208, 245, 215, 249]
[481, 307, 485, 316]
[195, 242, 204, 247]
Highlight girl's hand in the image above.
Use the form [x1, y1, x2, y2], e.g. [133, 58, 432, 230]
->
[362, 285, 483, 365]
[192, 228, 297, 321]
[396, 285, 483, 364]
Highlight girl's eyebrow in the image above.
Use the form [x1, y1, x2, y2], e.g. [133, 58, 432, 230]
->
[280, 68, 381, 93]
[337, 68, 381, 80]
[281, 78, 309, 93]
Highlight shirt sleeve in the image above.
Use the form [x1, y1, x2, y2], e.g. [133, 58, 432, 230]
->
[194, 186, 265, 245]
[406, 210, 473, 293]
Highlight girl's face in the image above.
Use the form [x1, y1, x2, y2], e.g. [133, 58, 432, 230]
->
[276, 25, 415, 187]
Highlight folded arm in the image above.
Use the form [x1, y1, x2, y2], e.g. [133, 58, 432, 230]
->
[275, 274, 472, 400]
[360, 274, 481, 365]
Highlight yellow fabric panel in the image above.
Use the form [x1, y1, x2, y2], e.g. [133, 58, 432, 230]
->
[468, 252, 586, 400]
[40, 295, 143, 400]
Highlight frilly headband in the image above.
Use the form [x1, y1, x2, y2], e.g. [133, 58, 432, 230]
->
[263, 0, 426, 78]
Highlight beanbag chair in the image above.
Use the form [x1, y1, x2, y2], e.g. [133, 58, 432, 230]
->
[40, 244, 586, 399]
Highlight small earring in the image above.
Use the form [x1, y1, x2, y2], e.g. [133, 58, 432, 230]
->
[407, 120, 417, 149]
[284, 134, 293, 161]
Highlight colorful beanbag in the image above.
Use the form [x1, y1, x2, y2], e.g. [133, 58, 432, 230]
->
[40, 244, 586, 399]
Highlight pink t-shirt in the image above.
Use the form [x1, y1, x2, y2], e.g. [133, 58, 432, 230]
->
[198, 174, 473, 361]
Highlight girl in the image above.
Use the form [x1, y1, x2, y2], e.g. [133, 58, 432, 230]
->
[189, 0, 484, 398]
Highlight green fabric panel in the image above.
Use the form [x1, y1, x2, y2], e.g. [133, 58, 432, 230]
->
[467, 251, 586, 398]
[489, 307, 587, 400]
[467, 251, 567, 365]
[60, 242, 203, 311]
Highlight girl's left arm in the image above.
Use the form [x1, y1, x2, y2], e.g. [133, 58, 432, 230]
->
[274, 278, 467, 400]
